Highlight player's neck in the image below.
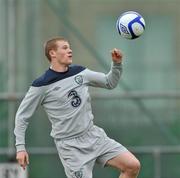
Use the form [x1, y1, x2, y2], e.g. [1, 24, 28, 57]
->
[50, 63, 68, 72]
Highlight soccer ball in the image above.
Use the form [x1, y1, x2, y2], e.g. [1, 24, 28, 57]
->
[116, 11, 145, 39]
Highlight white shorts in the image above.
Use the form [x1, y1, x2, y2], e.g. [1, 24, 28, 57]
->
[54, 125, 128, 178]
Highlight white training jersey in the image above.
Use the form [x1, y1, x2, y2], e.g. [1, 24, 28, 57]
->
[14, 62, 122, 152]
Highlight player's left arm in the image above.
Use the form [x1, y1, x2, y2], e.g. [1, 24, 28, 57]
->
[84, 48, 123, 89]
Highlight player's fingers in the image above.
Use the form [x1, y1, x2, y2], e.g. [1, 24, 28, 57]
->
[115, 50, 121, 57]
[25, 154, 29, 165]
[17, 156, 26, 168]
[20, 156, 28, 169]
[21, 161, 27, 170]
[115, 52, 121, 58]
[113, 48, 119, 53]
[18, 160, 26, 169]
[112, 48, 121, 56]
[111, 51, 116, 59]
[116, 50, 123, 58]
[17, 157, 23, 165]
[22, 164, 26, 170]
[111, 48, 117, 53]
[111, 51, 120, 59]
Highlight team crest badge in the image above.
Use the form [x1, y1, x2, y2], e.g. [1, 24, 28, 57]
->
[74, 170, 83, 178]
[75, 75, 83, 85]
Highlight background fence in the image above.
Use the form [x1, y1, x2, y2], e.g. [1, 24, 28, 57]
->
[1, 0, 180, 178]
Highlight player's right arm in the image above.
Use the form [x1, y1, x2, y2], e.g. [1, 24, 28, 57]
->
[14, 86, 44, 169]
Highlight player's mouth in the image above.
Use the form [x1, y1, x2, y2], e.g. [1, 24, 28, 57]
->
[68, 54, 72, 58]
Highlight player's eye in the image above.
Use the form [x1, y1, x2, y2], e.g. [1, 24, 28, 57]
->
[62, 45, 70, 50]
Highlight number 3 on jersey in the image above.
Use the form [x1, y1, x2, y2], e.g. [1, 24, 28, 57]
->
[68, 90, 81, 107]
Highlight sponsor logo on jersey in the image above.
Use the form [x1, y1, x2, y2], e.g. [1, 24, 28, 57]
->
[68, 90, 81, 107]
[52, 86, 61, 91]
[75, 75, 83, 85]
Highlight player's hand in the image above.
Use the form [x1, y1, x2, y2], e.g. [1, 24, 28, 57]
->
[111, 48, 123, 63]
[16, 151, 29, 170]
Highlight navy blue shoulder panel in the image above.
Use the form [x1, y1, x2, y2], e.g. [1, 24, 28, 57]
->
[32, 65, 86, 87]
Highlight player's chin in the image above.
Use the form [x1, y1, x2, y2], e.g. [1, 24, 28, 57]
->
[67, 58, 73, 65]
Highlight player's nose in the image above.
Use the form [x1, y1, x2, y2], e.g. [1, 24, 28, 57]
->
[67, 49, 72, 57]
[68, 48, 72, 54]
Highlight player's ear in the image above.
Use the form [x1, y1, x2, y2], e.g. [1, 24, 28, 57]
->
[49, 49, 56, 58]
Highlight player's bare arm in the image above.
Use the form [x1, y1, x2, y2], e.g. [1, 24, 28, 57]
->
[111, 48, 123, 63]
[16, 151, 29, 170]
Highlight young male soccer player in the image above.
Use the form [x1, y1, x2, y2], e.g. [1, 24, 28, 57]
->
[14, 37, 140, 178]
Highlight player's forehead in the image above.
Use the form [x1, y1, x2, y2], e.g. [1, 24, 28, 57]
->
[56, 40, 70, 48]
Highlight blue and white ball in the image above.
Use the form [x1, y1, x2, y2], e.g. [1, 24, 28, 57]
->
[116, 11, 145, 39]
